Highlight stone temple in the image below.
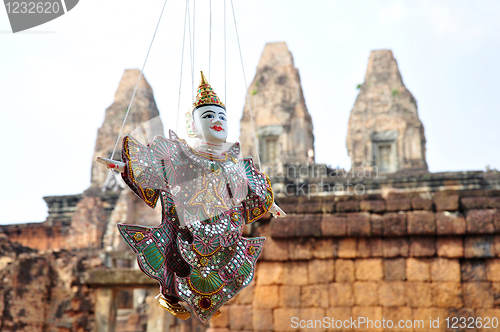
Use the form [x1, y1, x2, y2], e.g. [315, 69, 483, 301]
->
[346, 50, 427, 173]
[1, 45, 500, 332]
[240, 42, 315, 168]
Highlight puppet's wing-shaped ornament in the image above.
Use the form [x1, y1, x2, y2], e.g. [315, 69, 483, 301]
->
[121, 132, 198, 208]
[154, 132, 252, 228]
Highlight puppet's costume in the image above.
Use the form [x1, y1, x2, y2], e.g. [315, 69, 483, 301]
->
[116, 75, 273, 323]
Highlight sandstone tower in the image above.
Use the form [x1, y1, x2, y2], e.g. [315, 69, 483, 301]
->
[239, 42, 314, 167]
[346, 50, 428, 173]
[91, 69, 164, 189]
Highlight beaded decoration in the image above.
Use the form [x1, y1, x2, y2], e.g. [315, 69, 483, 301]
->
[117, 130, 273, 323]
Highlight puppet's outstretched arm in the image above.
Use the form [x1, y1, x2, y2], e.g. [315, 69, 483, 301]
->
[96, 157, 126, 173]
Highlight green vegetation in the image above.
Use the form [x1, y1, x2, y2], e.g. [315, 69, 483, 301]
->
[356, 84, 362, 90]
[392, 88, 399, 97]
[251, 90, 258, 95]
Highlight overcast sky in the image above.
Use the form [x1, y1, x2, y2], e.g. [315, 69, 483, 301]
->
[1, 0, 499, 224]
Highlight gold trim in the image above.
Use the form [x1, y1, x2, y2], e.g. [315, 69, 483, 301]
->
[192, 244, 221, 257]
[187, 279, 225, 296]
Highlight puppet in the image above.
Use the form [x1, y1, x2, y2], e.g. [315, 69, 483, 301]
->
[97, 72, 285, 323]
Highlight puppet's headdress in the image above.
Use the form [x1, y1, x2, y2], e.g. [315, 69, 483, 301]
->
[193, 71, 225, 109]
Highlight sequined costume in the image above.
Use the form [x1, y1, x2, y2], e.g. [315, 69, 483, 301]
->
[117, 130, 273, 323]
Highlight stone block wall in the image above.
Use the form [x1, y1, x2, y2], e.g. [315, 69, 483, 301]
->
[208, 190, 500, 331]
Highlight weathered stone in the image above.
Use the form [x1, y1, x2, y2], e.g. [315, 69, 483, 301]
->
[257, 224, 289, 261]
[240, 42, 314, 165]
[301, 285, 329, 308]
[0, 244, 101, 332]
[466, 210, 495, 234]
[386, 199, 411, 212]
[445, 308, 475, 331]
[436, 237, 463, 258]
[430, 258, 461, 282]
[346, 50, 428, 172]
[68, 196, 108, 249]
[308, 259, 334, 284]
[354, 282, 379, 306]
[355, 258, 383, 281]
[406, 258, 430, 281]
[252, 309, 273, 331]
[490, 283, 500, 306]
[299, 308, 326, 332]
[297, 215, 323, 237]
[288, 238, 313, 260]
[312, 238, 336, 259]
[273, 308, 300, 332]
[257, 262, 284, 285]
[351, 307, 383, 329]
[382, 238, 409, 257]
[336, 200, 360, 213]
[359, 200, 386, 213]
[270, 218, 298, 238]
[412, 308, 447, 330]
[329, 283, 354, 306]
[407, 211, 436, 235]
[325, 307, 351, 326]
[279, 285, 301, 308]
[356, 238, 371, 258]
[253, 285, 279, 309]
[369, 238, 383, 257]
[409, 237, 436, 257]
[464, 236, 495, 258]
[337, 238, 357, 258]
[434, 194, 459, 211]
[382, 212, 407, 236]
[436, 211, 466, 235]
[494, 210, 500, 232]
[406, 282, 432, 307]
[347, 212, 371, 236]
[382, 307, 413, 330]
[495, 235, 500, 257]
[284, 262, 308, 285]
[461, 196, 496, 209]
[411, 197, 433, 210]
[379, 281, 406, 307]
[384, 258, 406, 281]
[486, 259, 500, 281]
[475, 309, 500, 329]
[432, 282, 463, 308]
[463, 283, 494, 308]
[370, 214, 383, 236]
[335, 260, 355, 282]
[296, 197, 334, 214]
[321, 215, 346, 237]
[461, 260, 487, 282]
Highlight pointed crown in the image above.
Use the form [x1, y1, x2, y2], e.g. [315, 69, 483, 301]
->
[194, 71, 225, 109]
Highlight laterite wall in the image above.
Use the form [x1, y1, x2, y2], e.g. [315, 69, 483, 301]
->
[207, 190, 500, 332]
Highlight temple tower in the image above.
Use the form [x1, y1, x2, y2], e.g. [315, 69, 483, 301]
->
[346, 50, 428, 173]
[239, 42, 315, 167]
[90, 69, 164, 189]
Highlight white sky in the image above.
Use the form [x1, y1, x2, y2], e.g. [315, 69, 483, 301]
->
[1, 0, 499, 224]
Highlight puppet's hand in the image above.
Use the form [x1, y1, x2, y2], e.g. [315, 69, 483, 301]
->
[270, 203, 286, 218]
[96, 157, 126, 173]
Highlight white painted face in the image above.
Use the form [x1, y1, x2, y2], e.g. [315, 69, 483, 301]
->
[193, 105, 228, 144]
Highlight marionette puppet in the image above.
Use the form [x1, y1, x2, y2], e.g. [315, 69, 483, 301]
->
[97, 72, 285, 323]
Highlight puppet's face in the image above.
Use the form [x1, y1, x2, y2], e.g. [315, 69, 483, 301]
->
[193, 105, 228, 144]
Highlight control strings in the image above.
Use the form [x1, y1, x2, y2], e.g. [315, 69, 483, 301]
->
[110, 0, 169, 160]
